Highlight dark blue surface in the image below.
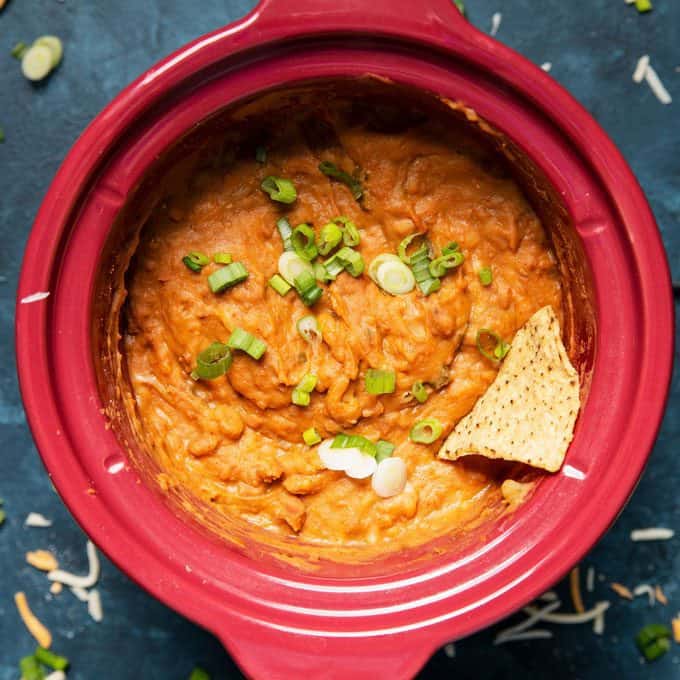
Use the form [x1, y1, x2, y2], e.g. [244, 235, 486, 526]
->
[1, 1, 679, 678]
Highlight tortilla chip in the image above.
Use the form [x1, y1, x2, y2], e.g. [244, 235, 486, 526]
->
[438, 306, 579, 472]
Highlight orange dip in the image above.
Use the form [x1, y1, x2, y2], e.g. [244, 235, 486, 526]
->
[122, 108, 562, 554]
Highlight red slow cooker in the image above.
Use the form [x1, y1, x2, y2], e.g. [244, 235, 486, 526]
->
[16, 0, 673, 677]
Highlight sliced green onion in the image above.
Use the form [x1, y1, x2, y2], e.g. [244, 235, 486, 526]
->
[228, 327, 267, 360]
[35, 647, 69, 671]
[0, 128, 4, 144]
[478, 266, 493, 286]
[453, 0, 465, 16]
[318, 161, 363, 201]
[191, 342, 233, 380]
[292, 388, 311, 406]
[303, 427, 322, 446]
[11, 42, 28, 59]
[409, 418, 444, 444]
[442, 242, 460, 255]
[314, 262, 330, 282]
[21, 44, 53, 82]
[318, 221, 343, 255]
[297, 315, 321, 342]
[294, 270, 323, 307]
[213, 252, 232, 265]
[207, 262, 249, 292]
[398, 233, 429, 264]
[365, 369, 396, 395]
[255, 146, 267, 163]
[19, 656, 44, 680]
[332, 216, 360, 246]
[291, 223, 318, 261]
[375, 440, 395, 463]
[34, 36, 63, 68]
[411, 380, 428, 403]
[279, 251, 314, 285]
[409, 247, 440, 296]
[182, 251, 210, 272]
[635, 0, 652, 12]
[636, 624, 671, 662]
[189, 668, 211, 680]
[476, 329, 511, 362]
[261, 176, 297, 204]
[335, 246, 364, 277]
[370, 255, 415, 295]
[0, 508, 5, 525]
[276, 217, 294, 251]
[331, 433, 377, 457]
[268, 274, 292, 296]
[324, 253, 346, 279]
[429, 250, 464, 277]
[297, 373, 318, 392]
[292, 372, 317, 406]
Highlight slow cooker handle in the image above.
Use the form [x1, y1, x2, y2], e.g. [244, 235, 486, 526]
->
[253, 0, 468, 36]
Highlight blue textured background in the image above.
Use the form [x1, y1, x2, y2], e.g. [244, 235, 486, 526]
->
[1, 1, 678, 678]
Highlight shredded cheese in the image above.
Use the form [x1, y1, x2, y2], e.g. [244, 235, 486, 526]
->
[14, 591, 52, 648]
[633, 55, 650, 83]
[586, 567, 595, 593]
[570, 567, 585, 614]
[20, 291, 50, 304]
[494, 629, 553, 644]
[539, 591, 559, 602]
[26, 549, 59, 572]
[48, 540, 100, 588]
[88, 588, 103, 622]
[672, 616, 680, 643]
[541, 62, 552, 72]
[523, 600, 610, 624]
[644, 64, 672, 104]
[70, 586, 90, 602]
[593, 612, 605, 635]
[611, 582, 634, 600]
[490, 12, 502, 36]
[495, 601, 562, 644]
[45, 672, 66, 680]
[631, 527, 675, 541]
[633, 584, 655, 606]
[25, 512, 52, 527]
[49, 582, 62, 595]
[443, 643, 455, 658]
[655, 585, 668, 606]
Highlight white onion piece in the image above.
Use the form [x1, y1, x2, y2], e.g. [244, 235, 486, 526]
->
[371, 457, 407, 497]
[317, 439, 358, 471]
[344, 451, 378, 479]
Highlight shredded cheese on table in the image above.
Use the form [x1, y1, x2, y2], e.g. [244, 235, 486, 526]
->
[644, 65, 673, 104]
[586, 567, 595, 593]
[48, 540, 100, 588]
[654, 585, 668, 605]
[24, 512, 52, 527]
[570, 567, 585, 614]
[88, 588, 103, 622]
[495, 600, 562, 644]
[611, 583, 634, 600]
[490, 12, 502, 36]
[633, 584, 656, 606]
[672, 616, 680, 643]
[523, 600, 610, 624]
[633, 55, 650, 83]
[45, 672, 66, 680]
[14, 591, 52, 648]
[630, 527, 675, 541]
[443, 643, 455, 658]
[541, 62, 552, 72]
[26, 549, 59, 572]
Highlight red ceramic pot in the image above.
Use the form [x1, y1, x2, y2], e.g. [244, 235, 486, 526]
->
[16, 1, 673, 677]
